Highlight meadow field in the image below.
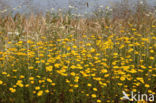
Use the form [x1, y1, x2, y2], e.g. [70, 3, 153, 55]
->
[0, 1, 156, 103]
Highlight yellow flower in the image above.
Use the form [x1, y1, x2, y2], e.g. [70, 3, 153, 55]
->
[0, 80, 3, 85]
[30, 81, 34, 84]
[101, 69, 108, 73]
[35, 86, 40, 90]
[47, 78, 52, 83]
[74, 84, 78, 88]
[104, 74, 109, 77]
[51, 83, 55, 86]
[2, 72, 7, 75]
[148, 90, 152, 93]
[20, 75, 25, 79]
[113, 53, 118, 56]
[46, 66, 53, 72]
[12, 69, 17, 72]
[28, 66, 34, 70]
[25, 84, 29, 87]
[120, 77, 125, 81]
[145, 84, 150, 88]
[150, 50, 154, 53]
[86, 94, 89, 96]
[41, 60, 45, 63]
[81, 91, 84, 93]
[66, 79, 70, 83]
[130, 69, 137, 73]
[149, 56, 154, 60]
[97, 99, 101, 103]
[54, 63, 60, 68]
[37, 90, 43, 96]
[137, 100, 148, 103]
[29, 77, 34, 80]
[70, 72, 76, 76]
[45, 89, 49, 93]
[122, 66, 129, 70]
[33, 91, 36, 94]
[13, 85, 17, 88]
[136, 77, 144, 83]
[16, 80, 24, 87]
[9, 88, 16, 93]
[74, 77, 79, 82]
[93, 88, 97, 91]
[91, 94, 96, 98]
[69, 89, 73, 92]
[132, 89, 137, 92]
[36, 61, 40, 63]
[87, 83, 92, 87]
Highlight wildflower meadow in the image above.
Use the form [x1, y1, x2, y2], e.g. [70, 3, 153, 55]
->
[0, 0, 156, 103]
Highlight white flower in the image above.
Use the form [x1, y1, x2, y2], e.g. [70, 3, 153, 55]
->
[58, 9, 62, 11]
[51, 8, 54, 11]
[8, 32, 13, 35]
[106, 6, 110, 10]
[60, 26, 65, 29]
[68, 5, 75, 9]
[99, 5, 103, 8]
[140, 1, 143, 5]
[105, 6, 112, 12]
[15, 32, 20, 36]
[1, 9, 7, 13]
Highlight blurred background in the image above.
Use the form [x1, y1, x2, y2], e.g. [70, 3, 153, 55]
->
[0, 0, 156, 16]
